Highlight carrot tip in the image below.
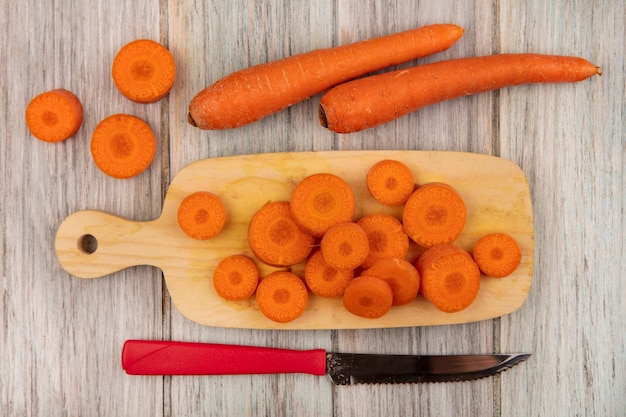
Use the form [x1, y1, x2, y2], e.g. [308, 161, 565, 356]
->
[187, 113, 198, 127]
[318, 105, 329, 128]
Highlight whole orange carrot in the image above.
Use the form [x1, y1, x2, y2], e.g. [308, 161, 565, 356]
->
[319, 53, 601, 133]
[188, 24, 464, 129]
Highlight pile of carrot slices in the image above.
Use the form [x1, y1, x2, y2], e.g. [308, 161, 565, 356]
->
[26, 39, 175, 179]
[204, 158, 523, 323]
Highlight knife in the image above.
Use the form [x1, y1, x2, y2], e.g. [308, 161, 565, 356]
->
[122, 340, 530, 385]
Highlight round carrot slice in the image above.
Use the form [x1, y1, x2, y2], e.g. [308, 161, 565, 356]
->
[290, 173, 355, 237]
[366, 159, 415, 206]
[402, 182, 467, 248]
[213, 255, 259, 301]
[112, 39, 176, 104]
[342, 275, 393, 319]
[415, 244, 480, 313]
[357, 213, 409, 269]
[177, 191, 227, 240]
[256, 271, 308, 323]
[90, 114, 156, 179]
[362, 258, 420, 306]
[304, 249, 354, 298]
[247, 201, 315, 267]
[25, 89, 83, 142]
[320, 222, 369, 270]
[472, 233, 521, 278]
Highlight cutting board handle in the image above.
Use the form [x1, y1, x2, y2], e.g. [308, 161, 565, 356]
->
[55, 210, 167, 279]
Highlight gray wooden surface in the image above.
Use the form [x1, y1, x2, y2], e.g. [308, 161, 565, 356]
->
[1, 1, 624, 416]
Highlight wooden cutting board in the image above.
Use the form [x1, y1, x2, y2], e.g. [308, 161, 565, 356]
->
[55, 150, 534, 329]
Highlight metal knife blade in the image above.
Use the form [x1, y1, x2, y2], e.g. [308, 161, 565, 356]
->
[122, 340, 530, 385]
[326, 352, 530, 385]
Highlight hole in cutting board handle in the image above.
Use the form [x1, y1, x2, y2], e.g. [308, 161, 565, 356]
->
[78, 234, 98, 254]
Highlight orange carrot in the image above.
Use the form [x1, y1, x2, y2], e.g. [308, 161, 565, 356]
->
[188, 24, 464, 129]
[402, 182, 466, 248]
[320, 222, 369, 270]
[290, 173, 356, 237]
[213, 255, 259, 301]
[366, 159, 415, 206]
[342, 275, 394, 319]
[304, 249, 354, 298]
[247, 201, 315, 267]
[90, 114, 157, 179]
[362, 258, 420, 306]
[255, 271, 308, 323]
[112, 39, 176, 104]
[177, 191, 227, 240]
[25, 89, 83, 142]
[472, 233, 521, 278]
[415, 244, 480, 313]
[357, 213, 409, 269]
[319, 53, 602, 133]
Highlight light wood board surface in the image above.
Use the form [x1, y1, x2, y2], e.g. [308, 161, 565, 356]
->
[55, 150, 533, 329]
[1, 1, 624, 416]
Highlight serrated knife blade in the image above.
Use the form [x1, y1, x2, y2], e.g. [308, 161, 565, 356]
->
[122, 340, 530, 385]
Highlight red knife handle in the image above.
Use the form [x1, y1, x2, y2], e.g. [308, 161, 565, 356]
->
[122, 340, 327, 376]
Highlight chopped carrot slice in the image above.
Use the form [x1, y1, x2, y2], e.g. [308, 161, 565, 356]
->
[320, 222, 369, 270]
[304, 249, 354, 298]
[177, 191, 227, 240]
[415, 244, 480, 313]
[256, 271, 308, 323]
[247, 201, 315, 267]
[25, 89, 83, 142]
[402, 182, 467, 248]
[366, 159, 415, 206]
[356, 213, 409, 269]
[342, 275, 393, 319]
[112, 39, 176, 104]
[213, 255, 259, 301]
[290, 173, 356, 237]
[472, 233, 521, 278]
[362, 258, 420, 306]
[90, 114, 156, 179]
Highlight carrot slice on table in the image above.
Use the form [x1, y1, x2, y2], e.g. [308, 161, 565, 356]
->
[415, 244, 480, 313]
[472, 233, 521, 278]
[362, 258, 420, 306]
[356, 213, 409, 269]
[304, 249, 354, 298]
[213, 255, 259, 301]
[320, 222, 369, 270]
[247, 201, 315, 267]
[256, 271, 308, 323]
[366, 159, 415, 206]
[402, 182, 466, 248]
[319, 53, 601, 133]
[112, 39, 176, 104]
[342, 275, 393, 319]
[25, 89, 83, 142]
[188, 24, 463, 129]
[177, 191, 227, 240]
[290, 173, 356, 237]
[90, 114, 157, 179]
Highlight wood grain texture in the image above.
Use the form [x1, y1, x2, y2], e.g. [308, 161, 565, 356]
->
[0, 1, 166, 416]
[1, 0, 624, 416]
[498, 1, 626, 416]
